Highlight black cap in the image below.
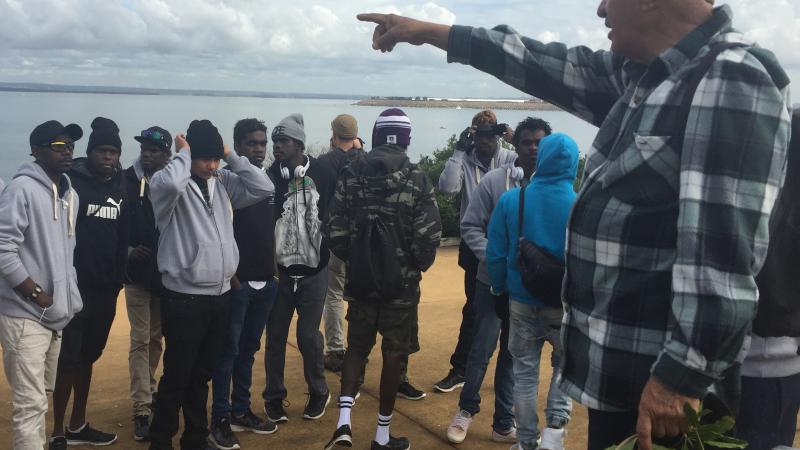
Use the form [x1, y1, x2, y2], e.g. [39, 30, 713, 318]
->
[29, 120, 83, 147]
[186, 120, 224, 160]
[134, 126, 173, 153]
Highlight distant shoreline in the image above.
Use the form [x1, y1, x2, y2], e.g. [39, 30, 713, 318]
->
[355, 98, 561, 111]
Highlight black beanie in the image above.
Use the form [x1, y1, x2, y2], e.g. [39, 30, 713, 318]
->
[87, 117, 122, 153]
[186, 119, 224, 159]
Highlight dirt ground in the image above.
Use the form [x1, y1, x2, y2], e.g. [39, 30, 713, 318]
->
[1, 247, 797, 449]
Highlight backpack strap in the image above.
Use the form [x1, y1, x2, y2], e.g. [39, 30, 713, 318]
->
[518, 184, 525, 239]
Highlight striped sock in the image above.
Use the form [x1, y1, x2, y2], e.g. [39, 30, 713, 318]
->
[375, 413, 392, 445]
[337, 396, 354, 428]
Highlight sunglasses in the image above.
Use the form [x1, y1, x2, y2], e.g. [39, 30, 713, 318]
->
[43, 141, 75, 153]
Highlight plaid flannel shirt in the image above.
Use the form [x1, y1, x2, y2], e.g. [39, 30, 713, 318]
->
[448, 5, 792, 411]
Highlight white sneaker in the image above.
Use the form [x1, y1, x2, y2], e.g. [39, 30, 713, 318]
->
[539, 427, 566, 450]
[492, 425, 517, 443]
[446, 410, 473, 444]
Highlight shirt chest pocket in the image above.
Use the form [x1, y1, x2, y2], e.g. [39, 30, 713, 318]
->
[598, 133, 680, 206]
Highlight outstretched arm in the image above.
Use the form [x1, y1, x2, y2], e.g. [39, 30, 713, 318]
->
[357, 13, 450, 52]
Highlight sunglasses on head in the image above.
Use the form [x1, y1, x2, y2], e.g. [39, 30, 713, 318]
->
[141, 129, 166, 141]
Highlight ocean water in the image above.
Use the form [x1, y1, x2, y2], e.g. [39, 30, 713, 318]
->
[0, 91, 599, 182]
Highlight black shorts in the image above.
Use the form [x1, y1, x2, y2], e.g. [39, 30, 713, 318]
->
[58, 284, 121, 371]
[346, 302, 419, 358]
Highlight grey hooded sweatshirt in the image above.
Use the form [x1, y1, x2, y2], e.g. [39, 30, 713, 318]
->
[0, 177, 5, 191]
[0, 162, 82, 330]
[460, 164, 525, 286]
[150, 149, 274, 296]
[438, 143, 517, 222]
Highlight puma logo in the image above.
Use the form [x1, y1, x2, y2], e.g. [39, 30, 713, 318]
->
[86, 197, 123, 220]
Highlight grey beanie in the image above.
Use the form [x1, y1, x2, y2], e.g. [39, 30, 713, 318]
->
[272, 113, 306, 148]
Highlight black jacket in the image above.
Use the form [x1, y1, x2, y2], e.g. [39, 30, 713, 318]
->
[269, 155, 337, 277]
[231, 168, 276, 282]
[69, 158, 129, 288]
[122, 160, 161, 291]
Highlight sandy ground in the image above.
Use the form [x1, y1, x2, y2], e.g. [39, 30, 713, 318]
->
[1, 247, 797, 450]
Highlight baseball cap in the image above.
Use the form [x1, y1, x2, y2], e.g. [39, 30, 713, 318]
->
[29, 120, 83, 147]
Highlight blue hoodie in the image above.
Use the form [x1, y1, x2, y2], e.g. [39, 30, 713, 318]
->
[486, 133, 579, 305]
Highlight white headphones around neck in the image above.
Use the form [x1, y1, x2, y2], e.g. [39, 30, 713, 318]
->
[280, 155, 311, 180]
[509, 166, 525, 182]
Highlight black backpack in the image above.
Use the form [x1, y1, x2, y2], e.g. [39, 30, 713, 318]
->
[345, 173, 413, 301]
[752, 109, 800, 337]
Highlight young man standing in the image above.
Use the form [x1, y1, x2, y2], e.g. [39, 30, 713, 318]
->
[321, 114, 362, 374]
[124, 126, 173, 441]
[0, 120, 84, 450]
[487, 133, 580, 450]
[264, 113, 337, 423]
[325, 109, 441, 450]
[447, 117, 551, 445]
[434, 110, 517, 393]
[147, 120, 273, 450]
[209, 118, 278, 449]
[51, 117, 129, 448]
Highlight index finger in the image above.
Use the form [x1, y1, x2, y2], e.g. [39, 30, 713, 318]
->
[636, 414, 653, 450]
[357, 13, 387, 25]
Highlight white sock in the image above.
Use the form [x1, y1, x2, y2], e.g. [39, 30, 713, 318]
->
[375, 413, 392, 445]
[337, 396, 354, 428]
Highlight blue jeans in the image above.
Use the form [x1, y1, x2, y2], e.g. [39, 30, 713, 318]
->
[211, 281, 277, 422]
[458, 281, 515, 431]
[508, 300, 572, 448]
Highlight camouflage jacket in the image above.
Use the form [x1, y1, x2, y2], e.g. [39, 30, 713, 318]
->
[328, 144, 442, 306]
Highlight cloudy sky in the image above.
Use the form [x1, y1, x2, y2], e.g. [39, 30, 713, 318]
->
[1, 0, 797, 98]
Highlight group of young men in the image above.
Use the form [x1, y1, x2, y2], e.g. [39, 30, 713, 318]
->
[2, 1, 800, 449]
[0, 107, 456, 450]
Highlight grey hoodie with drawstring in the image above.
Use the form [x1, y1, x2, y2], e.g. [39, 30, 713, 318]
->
[0, 162, 83, 331]
[150, 149, 274, 296]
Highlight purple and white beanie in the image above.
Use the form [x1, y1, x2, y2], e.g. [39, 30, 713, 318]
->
[372, 108, 411, 148]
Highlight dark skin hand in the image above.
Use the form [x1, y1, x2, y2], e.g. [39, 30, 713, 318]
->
[15, 278, 54, 308]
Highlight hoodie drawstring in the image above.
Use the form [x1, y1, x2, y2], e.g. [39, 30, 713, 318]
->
[475, 157, 496, 185]
[52, 182, 75, 237]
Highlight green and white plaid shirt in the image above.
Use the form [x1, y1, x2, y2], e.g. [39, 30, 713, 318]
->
[448, 5, 792, 411]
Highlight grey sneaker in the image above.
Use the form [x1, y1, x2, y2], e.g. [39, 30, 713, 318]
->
[231, 410, 277, 435]
[209, 417, 240, 450]
[133, 414, 150, 441]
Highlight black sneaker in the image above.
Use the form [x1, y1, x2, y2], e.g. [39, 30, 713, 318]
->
[324, 350, 346, 373]
[133, 414, 150, 441]
[433, 370, 465, 393]
[65, 423, 118, 446]
[396, 381, 426, 401]
[264, 399, 289, 423]
[48, 436, 67, 450]
[231, 409, 277, 435]
[324, 424, 353, 449]
[371, 435, 411, 450]
[209, 417, 240, 450]
[303, 391, 331, 420]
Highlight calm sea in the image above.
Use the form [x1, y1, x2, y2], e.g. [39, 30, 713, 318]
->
[0, 91, 599, 183]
